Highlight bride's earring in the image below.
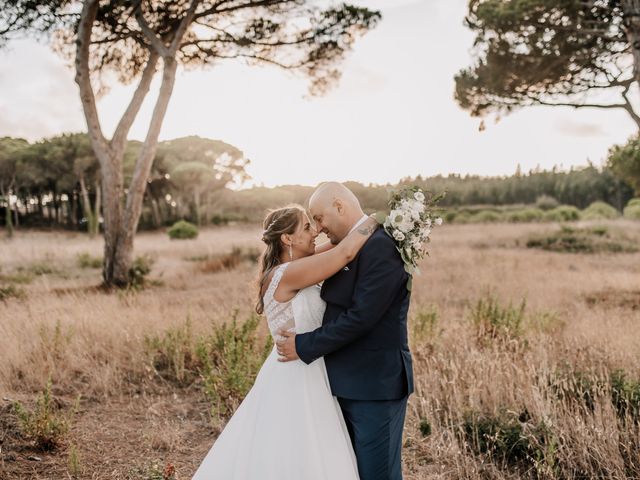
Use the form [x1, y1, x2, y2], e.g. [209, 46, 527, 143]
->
[289, 243, 293, 261]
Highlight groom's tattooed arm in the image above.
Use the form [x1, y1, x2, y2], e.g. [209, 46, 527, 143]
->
[357, 224, 378, 236]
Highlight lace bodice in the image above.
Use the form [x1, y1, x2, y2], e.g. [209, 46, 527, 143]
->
[263, 263, 326, 341]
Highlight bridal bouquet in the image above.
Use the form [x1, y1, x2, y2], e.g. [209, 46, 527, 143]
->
[374, 186, 444, 290]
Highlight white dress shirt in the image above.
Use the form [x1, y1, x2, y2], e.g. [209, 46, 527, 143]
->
[347, 214, 370, 235]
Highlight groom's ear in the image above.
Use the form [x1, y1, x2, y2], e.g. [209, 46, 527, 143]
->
[334, 199, 345, 215]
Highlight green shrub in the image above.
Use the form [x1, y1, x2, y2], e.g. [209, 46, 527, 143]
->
[452, 211, 472, 224]
[196, 312, 273, 419]
[543, 205, 581, 222]
[19, 261, 59, 276]
[535, 194, 559, 211]
[145, 313, 272, 420]
[419, 417, 432, 437]
[469, 295, 526, 344]
[526, 226, 638, 254]
[461, 409, 555, 470]
[76, 252, 102, 269]
[470, 210, 502, 223]
[144, 318, 197, 385]
[167, 220, 199, 240]
[623, 203, 640, 220]
[506, 208, 544, 223]
[550, 366, 602, 412]
[12, 378, 79, 451]
[610, 369, 640, 422]
[581, 201, 619, 220]
[627, 198, 640, 208]
[0, 284, 26, 301]
[129, 254, 155, 289]
[444, 210, 457, 223]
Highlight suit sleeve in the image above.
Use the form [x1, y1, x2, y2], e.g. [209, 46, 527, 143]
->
[295, 233, 407, 365]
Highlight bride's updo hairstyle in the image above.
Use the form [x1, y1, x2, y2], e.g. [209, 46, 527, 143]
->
[256, 204, 306, 314]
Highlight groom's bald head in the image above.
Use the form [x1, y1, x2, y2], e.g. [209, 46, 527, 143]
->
[308, 182, 364, 244]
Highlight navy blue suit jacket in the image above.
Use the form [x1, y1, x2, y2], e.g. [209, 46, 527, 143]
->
[295, 227, 414, 401]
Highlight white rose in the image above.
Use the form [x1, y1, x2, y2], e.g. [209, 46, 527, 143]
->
[414, 191, 425, 202]
[390, 209, 414, 233]
[392, 229, 405, 241]
[435, 217, 443, 226]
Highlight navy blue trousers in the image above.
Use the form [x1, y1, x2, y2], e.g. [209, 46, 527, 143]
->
[337, 396, 408, 480]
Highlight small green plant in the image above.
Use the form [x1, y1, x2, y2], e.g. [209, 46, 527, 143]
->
[550, 366, 602, 412]
[411, 306, 439, 346]
[461, 409, 555, 471]
[0, 271, 34, 284]
[469, 295, 526, 344]
[68, 444, 82, 478]
[134, 460, 177, 480]
[128, 254, 155, 289]
[12, 377, 79, 451]
[168, 220, 199, 240]
[19, 261, 59, 276]
[610, 369, 640, 422]
[196, 311, 273, 419]
[0, 284, 26, 301]
[76, 252, 102, 269]
[419, 417, 432, 437]
[145, 318, 197, 385]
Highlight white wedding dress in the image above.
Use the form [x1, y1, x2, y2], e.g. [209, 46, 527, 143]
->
[192, 262, 360, 480]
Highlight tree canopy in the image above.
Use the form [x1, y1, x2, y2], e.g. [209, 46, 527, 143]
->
[455, 0, 640, 127]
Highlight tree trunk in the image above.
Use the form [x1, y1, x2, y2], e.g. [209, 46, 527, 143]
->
[12, 198, 19, 228]
[150, 196, 162, 228]
[79, 175, 97, 237]
[93, 176, 101, 236]
[1, 187, 13, 238]
[111, 57, 179, 284]
[624, 1, 640, 82]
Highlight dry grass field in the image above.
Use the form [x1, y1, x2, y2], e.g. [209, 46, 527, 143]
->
[1, 220, 639, 479]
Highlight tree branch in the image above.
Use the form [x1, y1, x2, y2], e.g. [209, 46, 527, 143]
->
[535, 99, 628, 109]
[621, 81, 640, 128]
[75, 0, 109, 159]
[134, 2, 170, 57]
[195, 0, 296, 20]
[110, 50, 159, 157]
[169, 0, 201, 54]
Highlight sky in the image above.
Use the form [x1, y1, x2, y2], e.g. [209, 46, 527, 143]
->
[0, 0, 637, 188]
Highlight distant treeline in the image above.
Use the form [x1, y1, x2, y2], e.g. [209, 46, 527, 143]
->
[222, 165, 635, 222]
[0, 132, 636, 230]
[0, 134, 248, 233]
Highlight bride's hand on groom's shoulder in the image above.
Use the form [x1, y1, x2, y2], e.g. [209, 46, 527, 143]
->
[276, 330, 299, 362]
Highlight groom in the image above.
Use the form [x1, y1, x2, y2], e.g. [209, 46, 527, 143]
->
[277, 182, 414, 480]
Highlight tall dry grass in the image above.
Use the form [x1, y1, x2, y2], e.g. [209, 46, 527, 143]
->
[1, 220, 639, 478]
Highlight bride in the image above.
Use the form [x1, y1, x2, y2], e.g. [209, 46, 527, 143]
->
[192, 204, 378, 480]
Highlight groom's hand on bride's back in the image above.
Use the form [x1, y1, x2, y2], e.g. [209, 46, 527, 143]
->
[276, 330, 299, 362]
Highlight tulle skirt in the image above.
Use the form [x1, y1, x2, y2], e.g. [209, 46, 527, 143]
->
[192, 347, 360, 480]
